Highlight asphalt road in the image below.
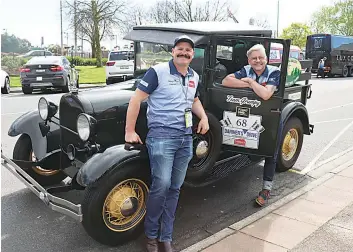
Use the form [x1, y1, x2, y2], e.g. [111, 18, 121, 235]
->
[1, 77, 353, 252]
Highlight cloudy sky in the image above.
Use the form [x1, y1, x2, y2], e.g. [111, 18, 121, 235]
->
[1, 0, 335, 50]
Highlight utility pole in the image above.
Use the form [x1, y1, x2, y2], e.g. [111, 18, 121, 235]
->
[276, 0, 280, 38]
[60, 0, 64, 55]
[74, 0, 77, 57]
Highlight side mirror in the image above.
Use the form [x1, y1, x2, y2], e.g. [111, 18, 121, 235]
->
[71, 64, 75, 68]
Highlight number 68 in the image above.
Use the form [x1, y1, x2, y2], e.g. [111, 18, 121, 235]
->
[236, 119, 247, 127]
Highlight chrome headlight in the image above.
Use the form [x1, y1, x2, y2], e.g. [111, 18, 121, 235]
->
[38, 97, 58, 121]
[38, 97, 48, 120]
[77, 113, 96, 141]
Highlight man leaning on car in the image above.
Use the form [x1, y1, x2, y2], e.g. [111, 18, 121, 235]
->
[222, 44, 282, 207]
[125, 35, 209, 252]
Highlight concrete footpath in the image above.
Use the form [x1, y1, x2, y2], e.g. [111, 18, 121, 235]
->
[182, 149, 353, 252]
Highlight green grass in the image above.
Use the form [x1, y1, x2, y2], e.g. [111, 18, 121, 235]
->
[10, 76, 21, 87]
[9, 66, 106, 87]
[76, 66, 106, 84]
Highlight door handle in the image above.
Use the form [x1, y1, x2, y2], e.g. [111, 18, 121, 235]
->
[270, 108, 281, 113]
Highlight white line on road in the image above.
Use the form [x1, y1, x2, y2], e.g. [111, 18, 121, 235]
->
[300, 120, 353, 175]
[310, 102, 353, 114]
[312, 118, 353, 124]
[315, 146, 353, 169]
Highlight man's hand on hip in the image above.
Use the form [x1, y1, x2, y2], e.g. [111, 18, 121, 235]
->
[197, 117, 209, 135]
[125, 131, 143, 144]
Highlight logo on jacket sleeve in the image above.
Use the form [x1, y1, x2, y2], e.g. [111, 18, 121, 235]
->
[188, 80, 195, 88]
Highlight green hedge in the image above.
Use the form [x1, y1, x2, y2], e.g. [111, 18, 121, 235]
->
[68, 57, 108, 66]
[1, 56, 108, 70]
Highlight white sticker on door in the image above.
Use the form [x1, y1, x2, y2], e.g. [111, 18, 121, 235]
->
[220, 110, 265, 149]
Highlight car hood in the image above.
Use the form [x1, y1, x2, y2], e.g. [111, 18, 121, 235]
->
[74, 79, 139, 118]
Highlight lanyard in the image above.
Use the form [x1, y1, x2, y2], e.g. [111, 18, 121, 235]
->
[180, 75, 189, 106]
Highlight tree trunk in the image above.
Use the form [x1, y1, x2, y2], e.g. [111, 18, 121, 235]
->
[92, 0, 102, 67]
[91, 41, 96, 58]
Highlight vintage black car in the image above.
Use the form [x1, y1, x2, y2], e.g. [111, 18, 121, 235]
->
[2, 22, 314, 246]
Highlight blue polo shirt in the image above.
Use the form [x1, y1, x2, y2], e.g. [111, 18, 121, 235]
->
[234, 65, 280, 89]
[137, 60, 200, 138]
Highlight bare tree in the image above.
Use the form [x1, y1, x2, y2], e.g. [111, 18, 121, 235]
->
[120, 5, 148, 35]
[249, 14, 270, 28]
[147, 0, 231, 24]
[65, 0, 127, 66]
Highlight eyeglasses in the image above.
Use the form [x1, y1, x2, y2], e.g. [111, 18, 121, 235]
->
[250, 56, 266, 61]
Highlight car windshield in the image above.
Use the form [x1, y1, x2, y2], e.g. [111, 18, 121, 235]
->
[109, 51, 133, 61]
[135, 41, 205, 76]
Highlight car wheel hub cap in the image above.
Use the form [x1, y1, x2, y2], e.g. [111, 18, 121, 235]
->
[120, 197, 139, 217]
[282, 129, 299, 161]
[196, 140, 209, 158]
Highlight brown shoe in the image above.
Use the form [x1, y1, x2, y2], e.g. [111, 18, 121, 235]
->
[145, 238, 159, 252]
[158, 241, 173, 252]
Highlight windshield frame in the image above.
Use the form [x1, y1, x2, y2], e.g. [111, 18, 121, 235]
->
[133, 41, 206, 78]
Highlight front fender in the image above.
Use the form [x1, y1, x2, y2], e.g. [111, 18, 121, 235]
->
[76, 144, 149, 187]
[281, 102, 313, 135]
[8, 110, 59, 159]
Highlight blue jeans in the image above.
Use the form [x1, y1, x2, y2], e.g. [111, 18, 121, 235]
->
[263, 119, 283, 191]
[144, 136, 193, 242]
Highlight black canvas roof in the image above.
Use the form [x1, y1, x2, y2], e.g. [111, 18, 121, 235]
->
[123, 21, 272, 46]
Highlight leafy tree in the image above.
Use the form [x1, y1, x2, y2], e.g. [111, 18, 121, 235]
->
[280, 23, 312, 48]
[311, 0, 353, 35]
[1, 32, 32, 53]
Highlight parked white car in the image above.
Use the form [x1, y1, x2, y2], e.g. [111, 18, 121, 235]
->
[1, 69, 10, 94]
[105, 49, 134, 84]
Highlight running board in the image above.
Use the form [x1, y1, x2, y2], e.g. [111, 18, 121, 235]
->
[184, 154, 254, 187]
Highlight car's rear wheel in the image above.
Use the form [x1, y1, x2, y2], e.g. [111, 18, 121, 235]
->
[22, 86, 33, 94]
[62, 76, 70, 92]
[1, 77, 10, 94]
[13, 134, 67, 186]
[82, 162, 150, 246]
[276, 117, 304, 172]
[342, 66, 349, 77]
[106, 78, 112, 85]
[186, 112, 222, 179]
[348, 67, 353, 77]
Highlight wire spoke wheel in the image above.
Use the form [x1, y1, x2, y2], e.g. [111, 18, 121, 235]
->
[102, 179, 148, 232]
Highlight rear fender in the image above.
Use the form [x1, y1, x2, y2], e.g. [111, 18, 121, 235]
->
[76, 144, 149, 187]
[281, 102, 314, 135]
[8, 110, 60, 159]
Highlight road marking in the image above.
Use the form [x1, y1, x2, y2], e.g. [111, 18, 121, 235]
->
[310, 102, 353, 114]
[300, 120, 353, 175]
[312, 118, 353, 124]
[315, 147, 353, 169]
[288, 169, 302, 174]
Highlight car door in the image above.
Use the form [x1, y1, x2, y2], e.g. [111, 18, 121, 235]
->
[205, 36, 290, 158]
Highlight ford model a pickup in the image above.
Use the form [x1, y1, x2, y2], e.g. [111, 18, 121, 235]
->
[1, 22, 314, 246]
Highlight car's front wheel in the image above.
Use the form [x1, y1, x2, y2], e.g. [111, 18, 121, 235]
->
[82, 162, 150, 246]
[1, 77, 10, 94]
[276, 117, 304, 172]
[13, 134, 67, 185]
